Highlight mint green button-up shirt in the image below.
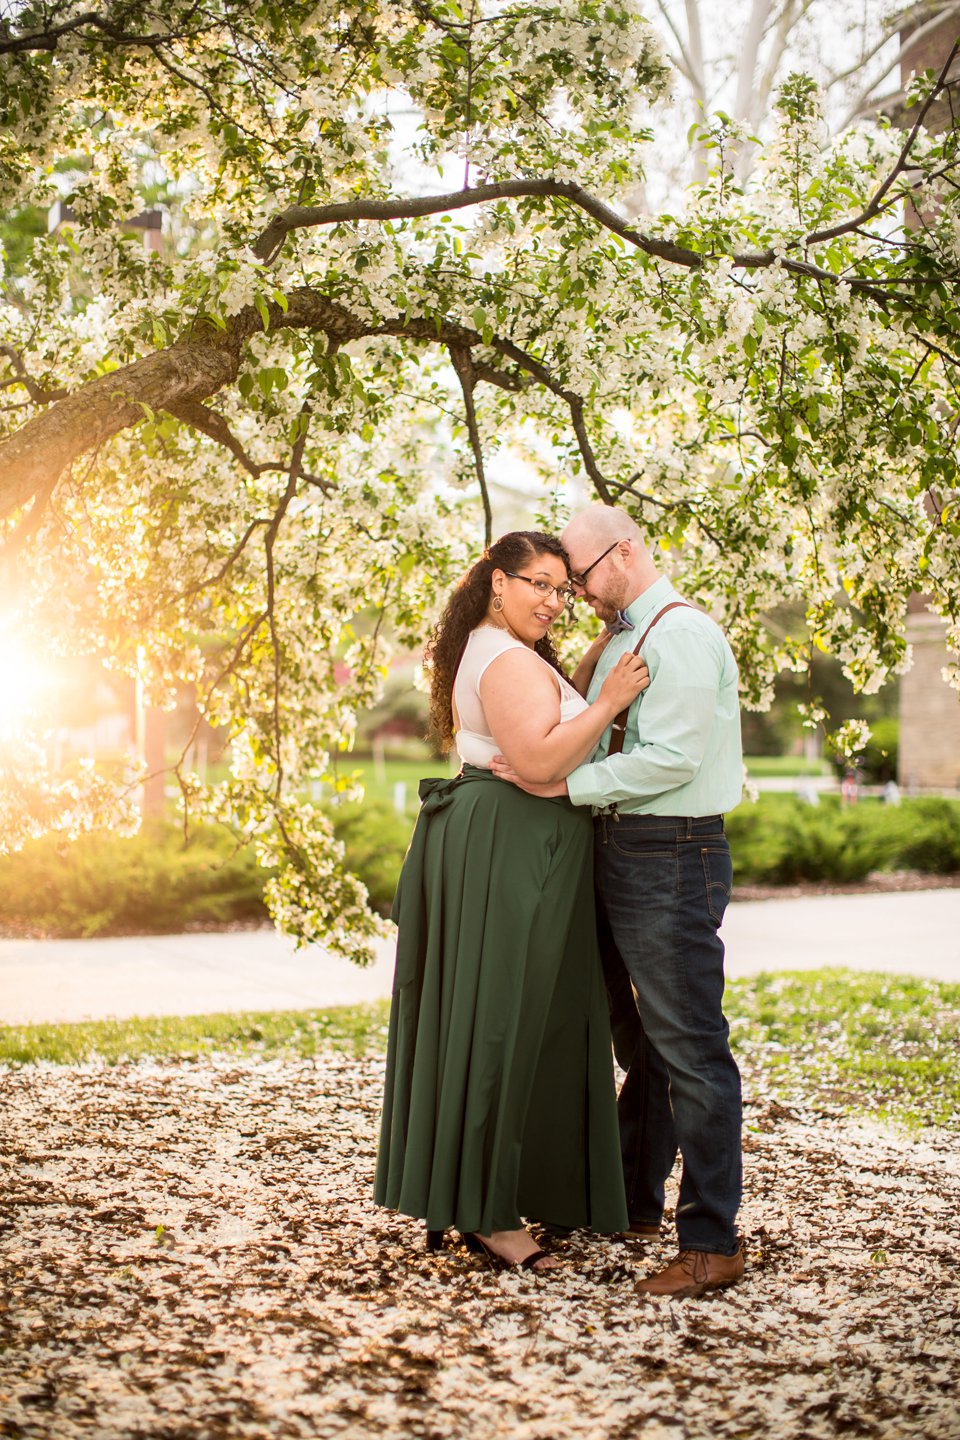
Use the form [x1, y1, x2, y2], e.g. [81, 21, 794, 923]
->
[566, 577, 743, 816]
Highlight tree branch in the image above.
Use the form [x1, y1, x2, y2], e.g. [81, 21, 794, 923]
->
[449, 345, 493, 545]
[251, 179, 708, 269]
[0, 336, 240, 520]
[0, 290, 593, 521]
[480, 334, 615, 501]
[606, 474, 725, 550]
[251, 157, 953, 297]
[804, 38, 960, 249]
[0, 10, 199, 55]
[166, 399, 269, 474]
[0, 345, 68, 404]
[164, 398, 335, 489]
[175, 518, 271, 604]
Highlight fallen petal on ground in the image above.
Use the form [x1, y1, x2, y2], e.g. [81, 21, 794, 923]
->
[1, 1054, 958, 1439]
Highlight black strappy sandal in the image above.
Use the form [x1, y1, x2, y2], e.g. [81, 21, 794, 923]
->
[425, 1225, 555, 1271]
[463, 1231, 556, 1272]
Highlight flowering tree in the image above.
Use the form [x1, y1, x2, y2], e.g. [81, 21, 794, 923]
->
[1, 1, 959, 957]
[643, 0, 959, 189]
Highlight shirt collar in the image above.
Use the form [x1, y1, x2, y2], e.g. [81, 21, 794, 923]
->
[623, 575, 676, 631]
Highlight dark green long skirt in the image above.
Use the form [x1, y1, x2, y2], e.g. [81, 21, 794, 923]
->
[374, 767, 628, 1235]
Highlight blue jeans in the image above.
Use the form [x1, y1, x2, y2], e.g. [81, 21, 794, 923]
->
[595, 812, 742, 1255]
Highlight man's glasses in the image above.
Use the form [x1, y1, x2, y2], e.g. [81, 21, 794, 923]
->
[569, 538, 628, 588]
[503, 571, 576, 608]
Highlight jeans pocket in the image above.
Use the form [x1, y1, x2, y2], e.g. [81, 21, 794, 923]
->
[609, 829, 675, 858]
[701, 846, 733, 924]
[600, 844, 679, 925]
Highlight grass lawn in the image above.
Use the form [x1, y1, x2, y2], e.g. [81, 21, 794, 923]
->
[742, 754, 831, 778]
[0, 1003, 391, 1068]
[165, 753, 830, 821]
[727, 969, 960, 1131]
[330, 754, 457, 812]
[320, 752, 831, 813]
[2, 969, 957, 1131]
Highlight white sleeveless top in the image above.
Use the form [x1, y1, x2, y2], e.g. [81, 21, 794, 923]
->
[453, 625, 588, 768]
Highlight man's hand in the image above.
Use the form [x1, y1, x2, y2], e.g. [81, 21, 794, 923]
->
[491, 756, 569, 797]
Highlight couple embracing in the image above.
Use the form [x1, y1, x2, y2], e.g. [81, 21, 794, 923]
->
[375, 504, 744, 1298]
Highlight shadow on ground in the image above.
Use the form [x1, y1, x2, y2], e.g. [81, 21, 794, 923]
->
[1, 1055, 957, 1439]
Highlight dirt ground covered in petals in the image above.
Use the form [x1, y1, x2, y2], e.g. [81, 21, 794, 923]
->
[1, 1054, 958, 1440]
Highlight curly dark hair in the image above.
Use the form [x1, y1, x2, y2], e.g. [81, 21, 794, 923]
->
[426, 531, 570, 753]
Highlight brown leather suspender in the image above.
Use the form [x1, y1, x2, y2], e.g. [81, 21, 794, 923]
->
[606, 601, 691, 757]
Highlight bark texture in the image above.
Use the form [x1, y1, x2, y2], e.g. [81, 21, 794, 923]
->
[0, 340, 239, 520]
[0, 290, 534, 521]
[0, 293, 383, 521]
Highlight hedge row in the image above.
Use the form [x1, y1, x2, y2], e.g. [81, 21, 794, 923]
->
[1, 795, 958, 938]
[0, 823, 268, 938]
[725, 794, 960, 883]
[0, 804, 413, 939]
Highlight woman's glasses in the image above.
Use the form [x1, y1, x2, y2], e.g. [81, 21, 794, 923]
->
[503, 571, 576, 608]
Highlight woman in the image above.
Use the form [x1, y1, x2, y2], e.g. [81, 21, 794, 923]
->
[374, 532, 648, 1271]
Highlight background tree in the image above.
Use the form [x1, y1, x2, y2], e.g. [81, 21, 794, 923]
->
[1, 0, 959, 958]
[638, 0, 960, 192]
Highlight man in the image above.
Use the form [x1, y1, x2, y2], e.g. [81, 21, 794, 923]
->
[492, 503, 744, 1298]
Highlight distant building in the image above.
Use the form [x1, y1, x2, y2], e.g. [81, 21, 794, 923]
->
[895, 5, 960, 791]
[900, 599, 960, 791]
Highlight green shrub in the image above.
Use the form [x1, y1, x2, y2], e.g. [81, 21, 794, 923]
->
[0, 823, 269, 938]
[326, 801, 413, 916]
[891, 797, 960, 873]
[726, 794, 960, 883]
[0, 804, 415, 938]
[2, 794, 957, 938]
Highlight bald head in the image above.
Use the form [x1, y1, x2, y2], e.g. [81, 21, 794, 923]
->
[562, 503, 645, 555]
[561, 503, 659, 619]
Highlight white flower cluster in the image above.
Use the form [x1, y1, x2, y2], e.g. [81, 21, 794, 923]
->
[828, 718, 872, 760]
[3, 1, 960, 953]
[0, 743, 141, 857]
[256, 801, 392, 964]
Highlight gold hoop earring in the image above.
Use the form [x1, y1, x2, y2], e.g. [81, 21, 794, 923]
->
[492, 595, 504, 612]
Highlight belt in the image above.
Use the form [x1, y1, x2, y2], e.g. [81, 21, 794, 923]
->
[595, 812, 725, 837]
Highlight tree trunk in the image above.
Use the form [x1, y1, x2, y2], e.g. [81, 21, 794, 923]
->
[0, 340, 239, 520]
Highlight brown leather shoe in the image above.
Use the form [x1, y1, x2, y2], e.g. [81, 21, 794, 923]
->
[637, 1248, 744, 1298]
[623, 1221, 661, 1239]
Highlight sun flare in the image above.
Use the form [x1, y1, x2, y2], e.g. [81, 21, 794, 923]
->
[0, 630, 56, 737]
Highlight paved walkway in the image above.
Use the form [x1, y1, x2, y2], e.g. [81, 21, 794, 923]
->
[1, 889, 958, 1025]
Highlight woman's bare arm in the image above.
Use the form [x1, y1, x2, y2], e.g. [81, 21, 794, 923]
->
[479, 648, 648, 785]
